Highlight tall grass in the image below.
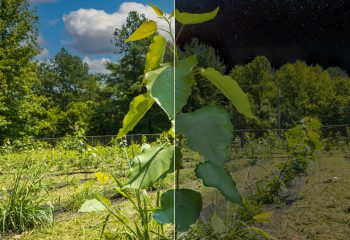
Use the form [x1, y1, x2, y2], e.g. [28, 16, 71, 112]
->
[0, 163, 53, 233]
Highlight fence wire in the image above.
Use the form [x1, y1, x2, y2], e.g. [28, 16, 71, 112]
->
[38, 124, 350, 147]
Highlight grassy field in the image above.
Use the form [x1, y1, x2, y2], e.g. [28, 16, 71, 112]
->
[0, 145, 349, 239]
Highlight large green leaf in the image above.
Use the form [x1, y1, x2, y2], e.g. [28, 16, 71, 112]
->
[176, 106, 233, 167]
[153, 189, 202, 232]
[149, 4, 163, 16]
[145, 56, 197, 119]
[201, 68, 255, 119]
[117, 94, 154, 138]
[175, 55, 197, 115]
[125, 20, 157, 42]
[175, 7, 219, 25]
[195, 162, 244, 207]
[78, 199, 107, 213]
[123, 145, 179, 189]
[144, 35, 166, 72]
[145, 64, 174, 119]
[211, 213, 226, 234]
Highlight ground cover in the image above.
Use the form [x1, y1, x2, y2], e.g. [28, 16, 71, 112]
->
[0, 144, 349, 239]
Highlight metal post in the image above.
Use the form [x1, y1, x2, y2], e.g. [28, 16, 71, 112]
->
[277, 88, 281, 138]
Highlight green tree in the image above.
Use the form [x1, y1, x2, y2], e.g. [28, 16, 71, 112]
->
[230, 56, 277, 129]
[0, 0, 45, 142]
[37, 48, 98, 109]
[275, 61, 337, 127]
[326, 67, 350, 124]
[36, 48, 99, 136]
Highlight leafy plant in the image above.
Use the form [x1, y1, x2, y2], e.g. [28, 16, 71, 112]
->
[80, 172, 169, 240]
[253, 117, 322, 204]
[114, 4, 256, 235]
[57, 123, 87, 153]
[0, 164, 53, 233]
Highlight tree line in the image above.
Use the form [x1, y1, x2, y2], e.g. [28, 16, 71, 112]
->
[1, 0, 350, 144]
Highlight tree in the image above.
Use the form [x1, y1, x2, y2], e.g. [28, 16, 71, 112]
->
[36, 48, 99, 136]
[275, 61, 337, 127]
[228, 57, 350, 129]
[0, 0, 45, 142]
[326, 67, 350, 124]
[37, 48, 98, 109]
[230, 56, 278, 129]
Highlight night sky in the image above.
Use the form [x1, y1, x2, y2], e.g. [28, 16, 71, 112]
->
[176, 0, 350, 72]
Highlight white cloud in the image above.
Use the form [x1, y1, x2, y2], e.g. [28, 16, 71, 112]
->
[29, 0, 57, 4]
[39, 48, 49, 57]
[83, 57, 111, 74]
[37, 35, 45, 45]
[63, 2, 173, 55]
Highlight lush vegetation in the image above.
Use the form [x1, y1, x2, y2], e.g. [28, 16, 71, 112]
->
[2, 0, 350, 145]
[1, 1, 350, 240]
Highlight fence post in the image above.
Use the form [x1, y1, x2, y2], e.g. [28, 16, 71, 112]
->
[241, 130, 244, 148]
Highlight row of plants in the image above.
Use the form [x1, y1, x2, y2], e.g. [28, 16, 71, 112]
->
[253, 117, 322, 204]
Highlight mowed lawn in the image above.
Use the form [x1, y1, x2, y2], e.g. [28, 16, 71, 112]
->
[274, 152, 350, 239]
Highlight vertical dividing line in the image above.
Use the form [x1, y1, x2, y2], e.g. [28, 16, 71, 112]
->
[173, 0, 176, 239]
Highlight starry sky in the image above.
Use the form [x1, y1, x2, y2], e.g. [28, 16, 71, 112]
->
[176, 0, 350, 72]
[30, 0, 173, 73]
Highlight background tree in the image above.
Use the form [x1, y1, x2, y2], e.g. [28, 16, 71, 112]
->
[274, 61, 337, 127]
[0, 0, 45, 143]
[230, 56, 278, 129]
[36, 48, 99, 137]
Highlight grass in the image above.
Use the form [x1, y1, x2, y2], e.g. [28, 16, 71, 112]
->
[178, 148, 350, 239]
[0, 144, 349, 239]
[274, 151, 350, 239]
[0, 163, 53, 233]
[0, 144, 174, 240]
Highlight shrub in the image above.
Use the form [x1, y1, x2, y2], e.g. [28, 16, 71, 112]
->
[0, 137, 51, 154]
[0, 164, 53, 233]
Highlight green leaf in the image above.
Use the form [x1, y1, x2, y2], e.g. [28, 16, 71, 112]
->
[153, 189, 202, 232]
[78, 199, 107, 213]
[123, 145, 178, 189]
[176, 106, 233, 167]
[149, 4, 163, 16]
[125, 20, 157, 42]
[145, 64, 174, 119]
[95, 172, 109, 185]
[115, 187, 128, 199]
[117, 94, 154, 138]
[211, 212, 226, 234]
[145, 56, 197, 119]
[195, 162, 244, 207]
[253, 211, 273, 223]
[144, 35, 166, 72]
[201, 68, 255, 119]
[96, 194, 112, 207]
[175, 7, 219, 25]
[175, 55, 198, 115]
[103, 233, 118, 240]
[248, 227, 276, 240]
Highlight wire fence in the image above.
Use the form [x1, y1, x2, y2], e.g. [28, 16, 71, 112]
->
[38, 133, 161, 147]
[38, 124, 350, 147]
[233, 124, 350, 147]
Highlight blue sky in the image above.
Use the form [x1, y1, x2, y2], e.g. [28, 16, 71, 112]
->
[30, 0, 173, 73]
